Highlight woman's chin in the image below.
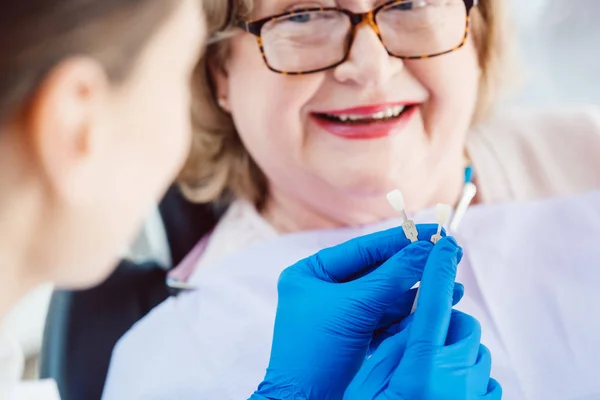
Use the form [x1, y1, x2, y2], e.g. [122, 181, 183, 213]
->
[315, 184, 402, 216]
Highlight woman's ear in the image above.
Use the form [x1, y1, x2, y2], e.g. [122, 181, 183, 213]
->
[209, 57, 231, 112]
[26, 57, 110, 203]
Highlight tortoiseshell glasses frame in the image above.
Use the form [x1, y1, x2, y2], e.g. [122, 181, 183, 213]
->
[236, 0, 478, 75]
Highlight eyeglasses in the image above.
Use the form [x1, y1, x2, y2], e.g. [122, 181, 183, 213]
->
[236, 0, 478, 75]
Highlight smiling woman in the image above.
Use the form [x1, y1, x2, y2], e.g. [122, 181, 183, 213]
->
[103, 0, 600, 398]
[180, 0, 507, 219]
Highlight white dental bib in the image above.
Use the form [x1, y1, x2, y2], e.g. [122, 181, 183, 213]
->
[103, 192, 600, 400]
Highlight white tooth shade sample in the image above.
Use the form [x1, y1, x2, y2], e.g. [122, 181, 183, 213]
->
[431, 203, 453, 244]
[386, 189, 419, 243]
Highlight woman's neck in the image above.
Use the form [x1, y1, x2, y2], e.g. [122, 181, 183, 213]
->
[0, 216, 37, 323]
[0, 178, 43, 323]
[0, 257, 30, 323]
[261, 165, 467, 234]
[261, 192, 347, 233]
[260, 188, 411, 234]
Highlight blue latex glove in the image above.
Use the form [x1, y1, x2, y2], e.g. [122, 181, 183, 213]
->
[344, 237, 502, 400]
[250, 225, 463, 400]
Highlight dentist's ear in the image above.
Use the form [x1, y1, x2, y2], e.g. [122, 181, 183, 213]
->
[26, 57, 110, 204]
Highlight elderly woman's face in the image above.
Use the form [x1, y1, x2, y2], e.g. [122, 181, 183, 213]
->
[216, 0, 480, 222]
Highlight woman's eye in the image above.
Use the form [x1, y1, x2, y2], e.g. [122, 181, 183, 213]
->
[288, 13, 312, 23]
[390, 2, 415, 11]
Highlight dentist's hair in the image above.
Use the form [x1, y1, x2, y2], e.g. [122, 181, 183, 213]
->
[179, 0, 510, 207]
[0, 0, 178, 125]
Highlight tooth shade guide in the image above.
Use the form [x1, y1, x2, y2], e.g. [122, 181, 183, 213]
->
[386, 189, 419, 243]
[431, 203, 452, 244]
[449, 182, 477, 232]
[386, 189, 405, 213]
[411, 286, 420, 314]
[402, 219, 419, 243]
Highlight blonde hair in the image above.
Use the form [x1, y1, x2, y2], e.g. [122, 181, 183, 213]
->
[179, 0, 510, 207]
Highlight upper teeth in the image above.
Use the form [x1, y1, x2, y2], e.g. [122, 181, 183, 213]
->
[328, 106, 406, 121]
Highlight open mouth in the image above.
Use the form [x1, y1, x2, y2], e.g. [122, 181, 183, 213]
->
[313, 104, 415, 125]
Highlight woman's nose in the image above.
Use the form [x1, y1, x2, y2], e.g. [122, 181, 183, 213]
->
[333, 22, 404, 87]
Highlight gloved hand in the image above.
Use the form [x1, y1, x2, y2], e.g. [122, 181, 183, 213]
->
[250, 225, 463, 400]
[344, 237, 502, 400]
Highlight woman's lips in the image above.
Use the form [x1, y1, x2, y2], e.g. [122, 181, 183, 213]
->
[312, 104, 417, 140]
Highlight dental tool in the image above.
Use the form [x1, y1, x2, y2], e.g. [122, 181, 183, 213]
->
[409, 203, 453, 313]
[386, 190, 422, 313]
[386, 190, 421, 313]
[449, 182, 477, 232]
[431, 203, 453, 244]
[386, 189, 419, 242]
